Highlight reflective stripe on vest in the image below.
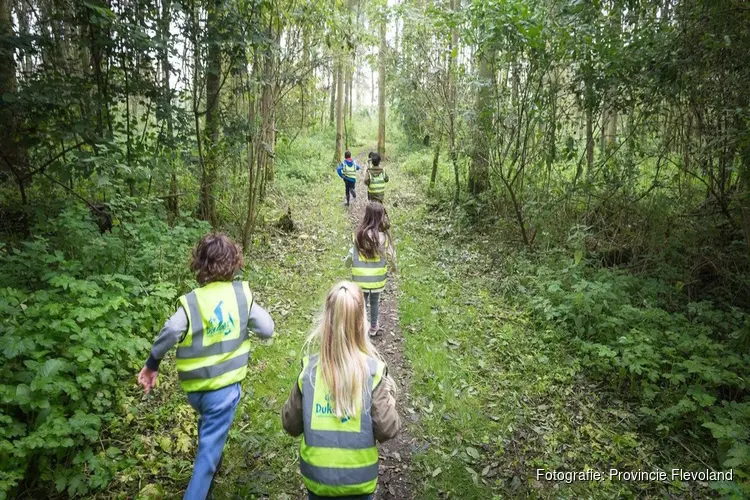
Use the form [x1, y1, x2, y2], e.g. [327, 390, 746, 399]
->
[368, 171, 386, 194]
[343, 162, 357, 180]
[175, 281, 253, 392]
[351, 234, 388, 290]
[298, 354, 385, 497]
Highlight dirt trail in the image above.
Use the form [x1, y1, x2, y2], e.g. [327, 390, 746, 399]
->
[348, 151, 414, 500]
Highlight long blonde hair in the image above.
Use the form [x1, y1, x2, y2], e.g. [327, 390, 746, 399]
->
[305, 281, 382, 418]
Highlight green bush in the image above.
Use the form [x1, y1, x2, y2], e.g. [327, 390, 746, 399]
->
[0, 202, 208, 498]
[514, 258, 750, 493]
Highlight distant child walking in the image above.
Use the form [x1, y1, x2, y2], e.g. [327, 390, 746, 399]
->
[346, 202, 397, 335]
[282, 281, 401, 499]
[364, 152, 388, 203]
[336, 150, 360, 206]
[137, 233, 275, 500]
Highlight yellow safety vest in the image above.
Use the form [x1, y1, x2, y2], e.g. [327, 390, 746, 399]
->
[298, 354, 386, 497]
[175, 281, 253, 392]
[342, 162, 357, 180]
[351, 233, 389, 290]
[368, 171, 386, 195]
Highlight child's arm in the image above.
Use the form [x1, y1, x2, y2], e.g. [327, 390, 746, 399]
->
[384, 171, 389, 182]
[282, 379, 304, 437]
[384, 234, 397, 273]
[248, 302, 274, 339]
[344, 247, 353, 268]
[364, 171, 371, 186]
[336, 163, 344, 179]
[372, 374, 401, 442]
[138, 307, 188, 393]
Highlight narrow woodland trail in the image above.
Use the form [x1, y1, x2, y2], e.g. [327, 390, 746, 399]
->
[347, 150, 415, 500]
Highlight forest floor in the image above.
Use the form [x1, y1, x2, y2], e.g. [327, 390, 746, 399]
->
[123, 134, 712, 500]
[346, 150, 415, 500]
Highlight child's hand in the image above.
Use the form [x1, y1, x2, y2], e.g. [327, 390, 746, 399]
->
[138, 366, 159, 394]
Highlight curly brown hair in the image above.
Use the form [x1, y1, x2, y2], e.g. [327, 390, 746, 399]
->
[190, 233, 244, 285]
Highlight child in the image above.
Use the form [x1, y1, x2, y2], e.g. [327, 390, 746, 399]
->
[336, 150, 360, 206]
[137, 233, 274, 500]
[282, 282, 401, 499]
[345, 202, 396, 336]
[364, 152, 388, 203]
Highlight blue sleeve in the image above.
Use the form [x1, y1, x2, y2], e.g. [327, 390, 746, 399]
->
[337, 164, 344, 178]
[356, 162, 361, 171]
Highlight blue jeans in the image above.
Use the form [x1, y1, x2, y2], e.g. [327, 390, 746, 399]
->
[308, 493, 372, 500]
[184, 382, 242, 500]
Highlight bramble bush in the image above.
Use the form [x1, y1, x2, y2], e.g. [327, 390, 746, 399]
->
[0, 201, 208, 498]
[513, 256, 750, 495]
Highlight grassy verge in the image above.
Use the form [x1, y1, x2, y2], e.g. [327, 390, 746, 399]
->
[391, 146, 715, 499]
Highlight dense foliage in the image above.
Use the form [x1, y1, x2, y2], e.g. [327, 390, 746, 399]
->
[0, 202, 208, 496]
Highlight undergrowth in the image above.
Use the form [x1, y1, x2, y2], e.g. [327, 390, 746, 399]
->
[401, 145, 750, 497]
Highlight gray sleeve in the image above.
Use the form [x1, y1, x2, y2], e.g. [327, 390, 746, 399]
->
[249, 302, 275, 339]
[145, 306, 188, 370]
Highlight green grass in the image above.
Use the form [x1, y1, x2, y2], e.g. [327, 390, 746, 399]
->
[390, 147, 712, 499]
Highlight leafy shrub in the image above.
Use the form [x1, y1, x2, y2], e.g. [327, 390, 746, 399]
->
[401, 150, 432, 179]
[515, 257, 750, 493]
[0, 202, 208, 497]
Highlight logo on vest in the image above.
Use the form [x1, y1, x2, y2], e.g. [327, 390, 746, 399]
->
[315, 394, 351, 424]
[206, 300, 235, 336]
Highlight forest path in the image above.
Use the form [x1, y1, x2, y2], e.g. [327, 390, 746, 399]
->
[347, 150, 415, 500]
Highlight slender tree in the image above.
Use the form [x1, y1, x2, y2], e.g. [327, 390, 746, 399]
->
[377, 6, 386, 156]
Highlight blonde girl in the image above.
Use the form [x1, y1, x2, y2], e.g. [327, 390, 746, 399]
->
[346, 202, 397, 336]
[282, 282, 400, 500]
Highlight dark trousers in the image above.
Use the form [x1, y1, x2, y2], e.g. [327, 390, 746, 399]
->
[344, 179, 356, 204]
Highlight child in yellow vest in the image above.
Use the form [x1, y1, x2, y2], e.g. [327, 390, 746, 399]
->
[282, 281, 401, 499]
[364, 152, 388, 203]
[345, 202, 396, 335]
[137, 233, 275, 500]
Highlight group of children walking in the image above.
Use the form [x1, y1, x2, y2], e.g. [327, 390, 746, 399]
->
[137, 149, 398, 500]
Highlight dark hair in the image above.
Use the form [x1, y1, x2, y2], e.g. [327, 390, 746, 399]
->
[355, 202, 390, 259]
[368, 151, 375, 159]
[344, 150, 352, 159]
[190, 233, 244, 285]
[370, 153, 381, 167]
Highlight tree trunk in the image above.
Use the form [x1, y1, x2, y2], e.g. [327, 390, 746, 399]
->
[739, 145, 750, 256]
[468, 48, 492, 195]
[161, 0, 177, 217]
[377, 13, 386, 156]
[243, 53, 259, 249]
[344, 62, 350, 147]
[448, 0, 458, 202]
[333, 55, 344, 164]
[546, 68, 558, 188]
[585, 104, 594, 176]
[430, 135, 441, 191]
[607, 109, 617, 146]
[0, 0, 27, 205]
[329, 66, 337, 126]
[201, 0, 221, 226]
[348, 66, 354, 122]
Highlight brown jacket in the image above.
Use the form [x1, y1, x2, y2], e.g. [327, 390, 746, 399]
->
[282, 365, 401, 442]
